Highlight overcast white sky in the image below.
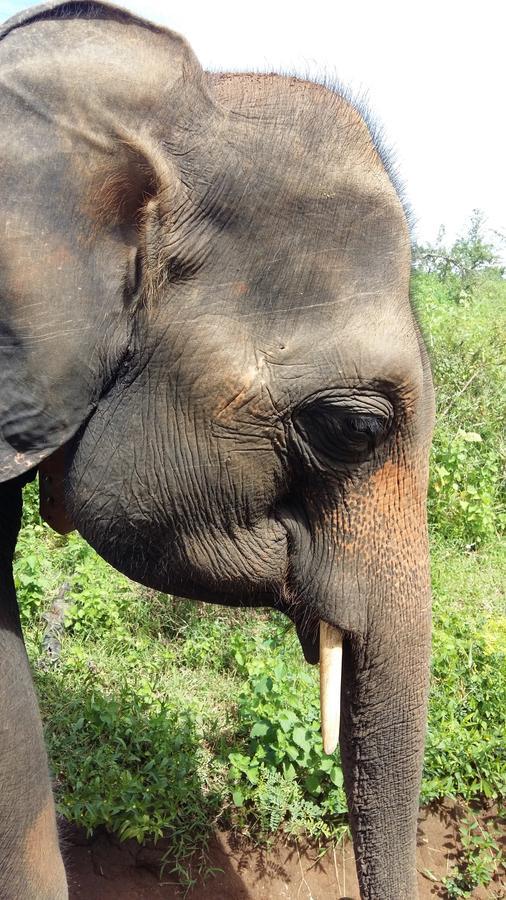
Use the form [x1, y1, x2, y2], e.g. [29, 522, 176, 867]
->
[2, 0, 505, 251]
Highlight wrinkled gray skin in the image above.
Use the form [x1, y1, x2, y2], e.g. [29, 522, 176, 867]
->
[0, 3, 434, 898]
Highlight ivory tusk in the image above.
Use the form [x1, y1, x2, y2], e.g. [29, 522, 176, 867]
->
[319, 621, 343, 755]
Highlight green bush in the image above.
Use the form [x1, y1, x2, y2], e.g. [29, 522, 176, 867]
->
[227, 625, 347, 841]
[413, 269, 505, 545]
[63, 549, 139, 639]
[19, 525, 504, 876]
[412, 210, 504, 302]
[424, 543, 506, 801]
[424, 602, 506, 802]
[440, 815, 503, 897]
[14, 523, 55, 625]
[38, 661, 224, 886]
[428, 430, 502, 544]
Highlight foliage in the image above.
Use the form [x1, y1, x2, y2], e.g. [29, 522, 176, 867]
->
[423, 543, 505, 804]
[413, 252, 505, 546]
[413, 210, 504, 302]
[428, 429, 502, 545]
[423, 565, 506, 803]
[439, 814, 503, 897]
[14, 523, 55, 625]
[14, 518, 141, 638]
[36, 650, 226, 887]
[16, 522, 504, 874]
[227, 625, 348, 842]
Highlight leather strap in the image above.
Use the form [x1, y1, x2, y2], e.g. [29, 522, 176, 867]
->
[38, 446, 75, 535]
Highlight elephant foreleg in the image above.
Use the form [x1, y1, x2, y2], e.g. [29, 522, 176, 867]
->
[0, 479, 67, 900]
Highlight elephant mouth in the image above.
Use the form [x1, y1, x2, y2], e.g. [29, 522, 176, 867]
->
[291, 614, 320, 663]
[52, 441, 346, 757]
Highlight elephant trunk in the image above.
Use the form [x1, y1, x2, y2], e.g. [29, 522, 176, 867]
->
[339, 599, 431, 899]
[291, 447, 433, 897]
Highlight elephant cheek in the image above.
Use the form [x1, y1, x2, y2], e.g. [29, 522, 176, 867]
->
[317, 453, 431, 634]
[355, 453, 429, 601]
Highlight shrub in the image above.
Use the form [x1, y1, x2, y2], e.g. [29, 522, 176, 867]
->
[413, 259, 505, 545]
[14, 523, 55, 625]
[428, 430, 502, 544]
[227, 625, 347, 842]
[412, 210, 504, 302]
[440, 814, 503, 897]
[422, 543, 506, 804]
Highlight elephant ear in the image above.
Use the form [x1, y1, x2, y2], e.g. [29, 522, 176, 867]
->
[0, 1, 208, 482]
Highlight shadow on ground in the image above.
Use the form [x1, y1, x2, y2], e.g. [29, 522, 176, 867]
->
[62, 803, 505, 900]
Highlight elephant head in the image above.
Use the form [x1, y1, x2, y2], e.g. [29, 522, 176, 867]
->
[0, 3, 434, 898]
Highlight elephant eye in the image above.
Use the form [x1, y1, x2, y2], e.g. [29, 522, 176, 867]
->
[292, 397, 392, 465]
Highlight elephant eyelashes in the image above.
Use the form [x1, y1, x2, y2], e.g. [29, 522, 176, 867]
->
[345, 414, 387, 441]
[343, 415, 389, 444]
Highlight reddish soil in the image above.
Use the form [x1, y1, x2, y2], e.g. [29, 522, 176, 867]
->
[64, 803, 504, 900]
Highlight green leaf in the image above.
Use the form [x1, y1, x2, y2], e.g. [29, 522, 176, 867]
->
[278, 712, 297, 733]
[250, 721, 269, 738]
[460, 431, 482, 443]
[329, 765, 344, 787]
[245, 766, 259, 785]
[232, 790, 244, 807]
[305, 773, 323, 795]
[283, 762, 297, 781]
[292, 727, 311, 751]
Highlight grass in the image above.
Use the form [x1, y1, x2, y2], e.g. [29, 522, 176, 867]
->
[14, 266, 506, 894]
[424, 539, 506, 804]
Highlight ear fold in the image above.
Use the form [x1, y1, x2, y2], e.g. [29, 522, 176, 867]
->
[0, 1, 207, 482]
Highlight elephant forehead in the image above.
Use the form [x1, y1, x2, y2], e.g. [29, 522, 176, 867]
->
[191, 142, 406, 269]
[146, 303, 424, 425]
[210, 73, 387, 187]
[212, 359, 275, 423]
[179, 77, 409, 268]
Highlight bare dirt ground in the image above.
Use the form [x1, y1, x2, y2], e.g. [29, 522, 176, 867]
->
[64, 803, 504, 899]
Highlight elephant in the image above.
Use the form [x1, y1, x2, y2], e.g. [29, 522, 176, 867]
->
[0, 2, 435, 898]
